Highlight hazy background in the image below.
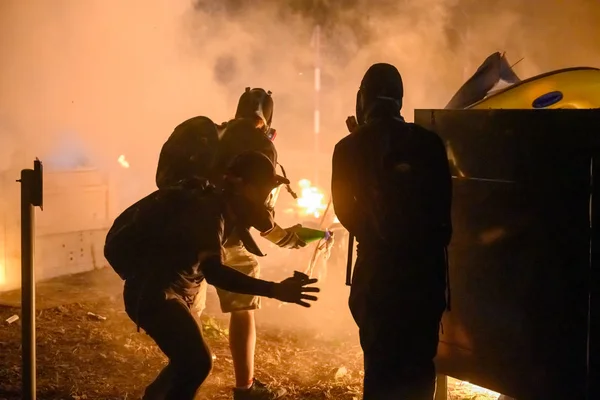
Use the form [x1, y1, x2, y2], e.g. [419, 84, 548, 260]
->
[1, 0, 599, 333]
[2, 0, 600, 185]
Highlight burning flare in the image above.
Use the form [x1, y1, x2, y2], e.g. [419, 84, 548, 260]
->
[117, 155, 130, 169]
[296, 179, 327, 218]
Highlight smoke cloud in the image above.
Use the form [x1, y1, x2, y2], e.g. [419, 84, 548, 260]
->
[2, 0, 599, 180]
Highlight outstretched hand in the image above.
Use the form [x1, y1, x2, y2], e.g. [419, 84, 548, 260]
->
[271, 271, 320, 307]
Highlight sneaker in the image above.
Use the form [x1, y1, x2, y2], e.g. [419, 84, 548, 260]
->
[233, 378, 287, 400]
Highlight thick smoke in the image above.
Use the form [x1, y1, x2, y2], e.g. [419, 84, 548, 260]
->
[0, 0, 599, 330]
[1, 0, 599, 188]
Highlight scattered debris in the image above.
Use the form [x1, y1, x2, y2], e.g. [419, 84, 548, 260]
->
[5, 314, 19, 324]
[0, 268, 511, 400]
[57, 305, 69, 314]
[333, 366, 348, 380]
[86, 312, 106, 321]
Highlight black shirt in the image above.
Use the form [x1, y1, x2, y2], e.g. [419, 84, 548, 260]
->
[128, 186, 275, 300]
[141, 186, 226, 298]
[331, 114, 452, 251]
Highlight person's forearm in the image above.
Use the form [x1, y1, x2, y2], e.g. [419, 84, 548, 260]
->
[260, 223, 301, 248]
[201, 255, 275, 297]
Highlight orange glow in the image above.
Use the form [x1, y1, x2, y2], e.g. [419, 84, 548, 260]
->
[448, 377, 501, 399]
[117, 154, 130, 168]
[296, 179, 327, 218]
[0, 262, 4, 286]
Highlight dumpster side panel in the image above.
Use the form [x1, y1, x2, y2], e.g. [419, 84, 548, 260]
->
[414, 109, 596, 399]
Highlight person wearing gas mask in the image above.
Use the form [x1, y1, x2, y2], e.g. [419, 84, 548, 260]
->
[106, 150, 320, 400]
[155, 87, 306, 399]
[208, 87, 307, 400]
[331, 63, 453, 400]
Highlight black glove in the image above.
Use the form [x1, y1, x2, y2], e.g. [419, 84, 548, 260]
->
[346, 115, 359, 133]
[270, 271, 319, 307]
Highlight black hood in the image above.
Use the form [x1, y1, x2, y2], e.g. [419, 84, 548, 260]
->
[356, 63, 404, 124]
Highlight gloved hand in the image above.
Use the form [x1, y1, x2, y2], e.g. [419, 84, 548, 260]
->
[260, 223, 307, 249]
[270, 271, 319, 307]
[346, 115, 359, 133]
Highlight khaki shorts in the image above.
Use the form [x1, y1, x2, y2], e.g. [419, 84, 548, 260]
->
[193, 242, 261, 316]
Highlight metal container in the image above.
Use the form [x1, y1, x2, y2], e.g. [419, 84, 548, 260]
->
[414, 109, 600, 399]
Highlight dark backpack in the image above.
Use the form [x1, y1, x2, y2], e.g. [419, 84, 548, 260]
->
[104, 179, 215, 280]
[155, 116, 220, 189]
[358, 120, 440, 245]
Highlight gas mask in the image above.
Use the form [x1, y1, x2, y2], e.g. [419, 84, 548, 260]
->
[265, 127, 277, 141]
[265, 186, 282, 211]
[227, 189, 276, 233]
[356, 89, 366, 126]
[236, 87, 274, 133]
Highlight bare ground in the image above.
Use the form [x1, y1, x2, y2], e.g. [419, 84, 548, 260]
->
[0, 268, 497, 400]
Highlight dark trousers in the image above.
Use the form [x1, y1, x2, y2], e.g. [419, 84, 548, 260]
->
[349, 250, 446, 400]
[123, 280, 212, 400]
[358, 307, 443, 400]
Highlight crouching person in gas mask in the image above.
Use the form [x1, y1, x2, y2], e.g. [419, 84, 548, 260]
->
[105, 151, 320, 400]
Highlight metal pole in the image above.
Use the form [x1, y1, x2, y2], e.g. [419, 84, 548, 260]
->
[434, 374, 448, 400]
[18, 159, 43, 400]
[20, 169, 35, 400]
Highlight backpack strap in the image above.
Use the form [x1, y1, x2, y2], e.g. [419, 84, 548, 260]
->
[277, 162, 297, 199]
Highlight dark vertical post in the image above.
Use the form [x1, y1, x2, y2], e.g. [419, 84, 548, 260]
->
[590, 155, 599, 400]
[18, 159, 43, 400]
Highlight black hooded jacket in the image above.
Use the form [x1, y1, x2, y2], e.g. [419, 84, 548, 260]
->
[332, 64, 452, 252]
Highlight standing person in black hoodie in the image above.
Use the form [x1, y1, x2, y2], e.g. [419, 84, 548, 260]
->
[155, 87, 306, 400]
[331, 63, 452, 400]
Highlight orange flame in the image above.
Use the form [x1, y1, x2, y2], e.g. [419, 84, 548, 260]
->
[117, 155, 130, 168]
[296, 179, 327, 218]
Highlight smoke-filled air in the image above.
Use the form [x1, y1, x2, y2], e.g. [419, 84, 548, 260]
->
[0, 0, 599, 398]
[2, 0, 600, 177]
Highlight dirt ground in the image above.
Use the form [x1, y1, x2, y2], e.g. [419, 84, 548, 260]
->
[0, 268, 498, 400]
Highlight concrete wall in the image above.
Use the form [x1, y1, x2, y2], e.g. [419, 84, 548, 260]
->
[0, 150, 332, 292]
[0, 168, 112, 292]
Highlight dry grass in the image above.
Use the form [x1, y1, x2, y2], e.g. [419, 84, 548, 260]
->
[0, 268, 499, 400]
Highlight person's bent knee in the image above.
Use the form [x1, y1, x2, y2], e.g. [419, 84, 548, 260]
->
[171, 345, 213, 390]
[190, 355, 213, 386]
